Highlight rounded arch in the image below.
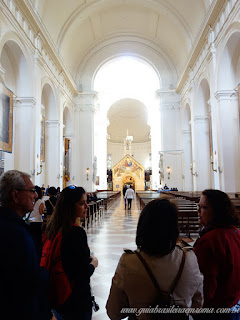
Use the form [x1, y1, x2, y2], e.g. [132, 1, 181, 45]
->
[41, 80, 58, 120]
[196, 77, 210, 115]
[217, 25, 240, 90]
[63, 105, 73, 137]
[76, 36, 177, 91]
[0, 36, 33, 96]
[182, 102, 191, 131]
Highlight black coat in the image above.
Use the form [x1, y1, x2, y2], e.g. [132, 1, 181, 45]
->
[0, 206, 50, 320]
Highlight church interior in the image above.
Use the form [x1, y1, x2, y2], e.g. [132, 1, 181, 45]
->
[1, 0, 240, 194]
[2, 1, 240, 318]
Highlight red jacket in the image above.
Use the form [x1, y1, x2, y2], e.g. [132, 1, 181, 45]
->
[194, 225, 240, 308]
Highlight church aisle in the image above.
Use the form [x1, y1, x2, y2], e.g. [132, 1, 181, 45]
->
[88, 196, 140, 320]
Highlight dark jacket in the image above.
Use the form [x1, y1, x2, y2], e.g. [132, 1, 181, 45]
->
[0, 206, 49, 320]
[45, 196, 57, 216]
[56, 225, 95, 317]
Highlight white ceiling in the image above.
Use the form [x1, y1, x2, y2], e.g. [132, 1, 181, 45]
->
[30, 0, 212, 80]
[29, 0, 213, 142]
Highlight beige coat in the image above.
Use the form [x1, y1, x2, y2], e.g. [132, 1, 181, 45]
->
[106, 246, 203, 320]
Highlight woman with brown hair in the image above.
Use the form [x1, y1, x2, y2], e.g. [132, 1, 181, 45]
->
[106, 198, 203, 319]
[41, 186, 98, 320]
[194, 189, 240, 319]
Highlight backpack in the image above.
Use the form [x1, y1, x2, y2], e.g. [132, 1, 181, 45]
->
[41, 231, 72, 308]
[130, 249, 189, 320]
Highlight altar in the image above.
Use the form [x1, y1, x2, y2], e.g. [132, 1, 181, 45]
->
[112, 155, 145, 191]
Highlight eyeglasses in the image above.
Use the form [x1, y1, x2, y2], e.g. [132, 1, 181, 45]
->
[197, 204, 208, 210]
[16, 189, 36, 194]
[68, 185, 77, 189]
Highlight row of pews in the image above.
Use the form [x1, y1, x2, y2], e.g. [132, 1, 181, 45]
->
[137, 190, 240, 238]
[136, 191, 199, 239]
[83, 191, 121, 228]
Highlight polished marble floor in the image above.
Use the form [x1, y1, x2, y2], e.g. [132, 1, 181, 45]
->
[88, 196, 140, 320]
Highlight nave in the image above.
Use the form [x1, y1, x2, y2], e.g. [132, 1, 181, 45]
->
[87, 196, 140, 320]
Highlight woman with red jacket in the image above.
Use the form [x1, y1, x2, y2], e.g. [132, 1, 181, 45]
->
[194, 189, 240, 319]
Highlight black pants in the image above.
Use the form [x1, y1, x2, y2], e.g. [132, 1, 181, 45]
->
[127, 199, 132, 209]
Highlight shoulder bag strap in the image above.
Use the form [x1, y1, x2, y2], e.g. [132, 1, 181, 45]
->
[134, 249, 185, 294]
[48, 198, 55, 209]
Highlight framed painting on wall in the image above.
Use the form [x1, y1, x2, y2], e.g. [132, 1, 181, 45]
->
[0, 83, 13, 153]
[40, 117, 45, 161]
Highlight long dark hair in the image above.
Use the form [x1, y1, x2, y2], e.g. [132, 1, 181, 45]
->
[202, 189, 238, 226]
[46, 186, 86, 240]
[136, 198, 179, 256]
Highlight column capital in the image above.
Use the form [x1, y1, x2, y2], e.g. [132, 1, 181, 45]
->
[215, 90, 237, 101]
[181, 129, 191, 135]
[74, 91, 98, 113]
[45, 120, 60, 128]
[192, 115, 208, 123]
[14, 97, 36, 107]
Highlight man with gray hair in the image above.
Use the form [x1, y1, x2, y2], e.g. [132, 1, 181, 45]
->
[0, 170, 50, 320]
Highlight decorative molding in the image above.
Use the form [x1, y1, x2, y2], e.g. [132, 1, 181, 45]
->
[177, 0, 238, 92]
[159, 104, 180, 111]
[181, 130, 191, 135]
[45, 120, 60, 128]
[214, 90, 236, 101]
[0, 65, 5, 76]
[14, 97, 36, 106]
[193, 115, 209, 123]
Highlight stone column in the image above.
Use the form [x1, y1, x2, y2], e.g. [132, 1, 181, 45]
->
[215, 90, 240, 192]
[181, 130, 193, 191]
[13, 97, 36, 173]
[45, 120, 61, 187]
[192, 115, 211, 191]
[94, 112, 108, 190]
[72, 91, 97, 191]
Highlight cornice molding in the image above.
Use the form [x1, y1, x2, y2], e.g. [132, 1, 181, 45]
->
[14, 96, 36, 106]
[45, 120, 61, 128]
[193, 115, 209, 123]
[181, 130, 191, 135]
[215, 90, 237, 101]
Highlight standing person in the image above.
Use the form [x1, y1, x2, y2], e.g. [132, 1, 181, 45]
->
[0, 170, 50, 320]
[45, 186, 57, 217]
[28, 185, 45, 260]
[194, 189, 240, 319]
[41, 186, 98, 320]
[125, 185, 135, 210]
[122, 184, 127, 210]
[106, 198, 203, 319]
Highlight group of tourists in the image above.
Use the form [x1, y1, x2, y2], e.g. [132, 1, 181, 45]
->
[1, 169, 240, 320]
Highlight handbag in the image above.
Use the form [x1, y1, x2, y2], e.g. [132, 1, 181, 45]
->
[133, 249, 188, 320]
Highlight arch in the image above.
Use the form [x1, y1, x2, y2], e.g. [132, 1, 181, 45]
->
[76, 37, 177, 91]
[0, 36, 33, 173]
[217, 26, 240, 90]
[41, 81, 58, 120]
[182, 102, 191, 131]
[63, 105, 73, 137]
[0, 38, 32, 96]
[196, 77, 210, 115]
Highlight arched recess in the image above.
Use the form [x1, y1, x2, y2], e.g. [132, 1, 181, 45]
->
[193, 78, 211, 190]
[216, 29, 240, 191]
[41, 82, 60, 188]
[63, 106, 72, 188]
[0, 38, 33, 173]
[93, 56, 161, 190]
[182, 102, 193, 191]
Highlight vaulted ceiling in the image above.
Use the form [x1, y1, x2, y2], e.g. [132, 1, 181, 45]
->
[30, 0, 213, 81]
